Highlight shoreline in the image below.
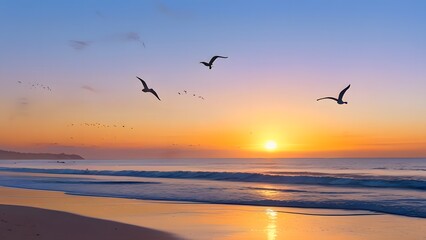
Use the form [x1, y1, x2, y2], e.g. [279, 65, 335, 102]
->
[1, 186, 425, 240]
[0, 169, 424, 219]
[0, 182, 406, 219]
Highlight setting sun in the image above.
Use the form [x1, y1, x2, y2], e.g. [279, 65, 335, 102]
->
[264, 140, 277, 151]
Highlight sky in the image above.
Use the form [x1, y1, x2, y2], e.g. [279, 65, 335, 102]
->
[1, 0, 426, 159]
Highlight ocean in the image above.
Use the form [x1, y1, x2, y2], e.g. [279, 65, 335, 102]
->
[0, 158, 425, 218]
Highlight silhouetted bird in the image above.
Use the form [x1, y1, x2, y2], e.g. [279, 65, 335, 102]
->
[317, 85, 351, 105]
[184, 90, 187, 94]
[136, 76, 161, 101]
[200, 56, 228, 69]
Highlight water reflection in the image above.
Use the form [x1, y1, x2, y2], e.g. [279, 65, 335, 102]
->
[255, 185, 281, 199]
[266, 208, 278, 240]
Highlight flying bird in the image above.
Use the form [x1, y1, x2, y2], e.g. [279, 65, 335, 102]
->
[317, 84, 351, 105]
[136, 76, 161, 101]
[200, 56, 228, 69]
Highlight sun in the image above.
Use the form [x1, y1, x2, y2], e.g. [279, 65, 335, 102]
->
[264, 140, 277, 151]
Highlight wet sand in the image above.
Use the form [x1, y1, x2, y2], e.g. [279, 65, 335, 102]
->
[0, 204, 181, 240]
[0, 186, 425, 240]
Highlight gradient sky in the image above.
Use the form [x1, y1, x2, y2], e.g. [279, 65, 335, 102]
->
[1, 0, 426, 159]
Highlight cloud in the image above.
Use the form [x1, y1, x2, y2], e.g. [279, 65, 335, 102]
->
[81, 85, 97, 93]
[155, 1, 193, 20]
[156, 2, 174, 16]
[17, 97, 29, 106]
[95, 11, 106, 19]
[69, 32, 146, 50]
[69, 40, 91, 50]
[121, 32, 145, 47]
[9, 97, 30, 120]
[35, 142, 59, 146]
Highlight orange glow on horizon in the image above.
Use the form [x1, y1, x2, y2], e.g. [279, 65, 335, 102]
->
[1, 89, 426, 159]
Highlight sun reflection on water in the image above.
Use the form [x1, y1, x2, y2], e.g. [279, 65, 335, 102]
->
[266, 208, 278, 240]
[255, 185, 281, 199]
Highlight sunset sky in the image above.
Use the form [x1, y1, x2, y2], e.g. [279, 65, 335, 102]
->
[1, 0, 426, 159]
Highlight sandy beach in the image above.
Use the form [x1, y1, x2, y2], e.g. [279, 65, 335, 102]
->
[0, 204, 181, 240]
[0, 186, 425, 240]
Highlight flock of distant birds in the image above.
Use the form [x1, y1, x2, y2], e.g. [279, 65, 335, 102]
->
[137, 55, 351, 105]
[17, 81, 52, 92]
[178, 90, 205, 100]
[67, 123, 134, 130]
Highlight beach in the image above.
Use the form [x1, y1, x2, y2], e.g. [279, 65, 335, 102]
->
[1, 186, 425, 240]
[0, 204, 180, 240]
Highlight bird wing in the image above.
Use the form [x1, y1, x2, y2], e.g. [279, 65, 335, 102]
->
[338, 84, 351, 101]
[209, 56, 228, 65]
[136, 76, 149, 89]
[317, 97, 339, 102]
[149, 89, 161, 101]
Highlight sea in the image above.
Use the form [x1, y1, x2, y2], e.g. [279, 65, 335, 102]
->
[0, 158, 425, 218]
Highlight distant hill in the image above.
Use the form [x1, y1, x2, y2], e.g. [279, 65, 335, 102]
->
[0, 149, 84, 160]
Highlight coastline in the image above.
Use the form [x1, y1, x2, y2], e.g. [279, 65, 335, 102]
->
[0, 166, 424, 218]
[0, 186, 425, 240]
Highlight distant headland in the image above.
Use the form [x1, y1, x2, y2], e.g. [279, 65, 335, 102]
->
[0, 149, 84, 160]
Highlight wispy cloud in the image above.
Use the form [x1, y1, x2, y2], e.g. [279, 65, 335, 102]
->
[81, 85, 97, 93]
[69, 40, 91, 50]
[155, 1, 193, 20]
[95, 10, 106, 19]
[69, 32, 145, 50]
[17, 97, 29, 107]
[118, 32, 146, 47]
[9, 97, 30, 120]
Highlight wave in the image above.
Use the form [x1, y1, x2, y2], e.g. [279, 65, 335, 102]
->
[246, 186, 364, 195]
[61, 191, 426, 218]
[0, 167, 425, 191]
[35, 180, 160, 185]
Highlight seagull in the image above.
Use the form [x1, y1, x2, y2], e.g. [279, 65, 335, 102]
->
[136, 76, 161, 101]
[200, 56, 228, 69]
[317, 85, 351, 105]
